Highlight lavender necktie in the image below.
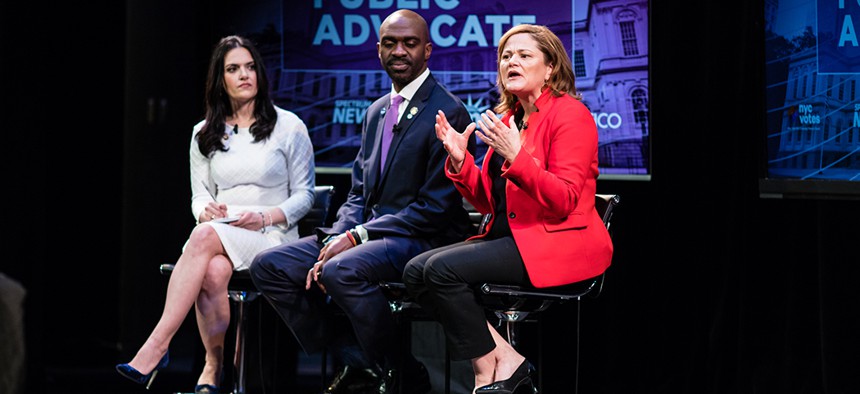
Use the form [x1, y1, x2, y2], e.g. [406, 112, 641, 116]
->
[380, 94, 403, 170]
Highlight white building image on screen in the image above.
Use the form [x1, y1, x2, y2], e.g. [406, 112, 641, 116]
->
[774, 49, 860, 179]
[575, 0, 650, 175]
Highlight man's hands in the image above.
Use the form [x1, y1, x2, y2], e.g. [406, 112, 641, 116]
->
[305, 233, 354, 291]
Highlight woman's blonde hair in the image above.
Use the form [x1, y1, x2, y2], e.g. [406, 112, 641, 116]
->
[494, 24, 580, 114]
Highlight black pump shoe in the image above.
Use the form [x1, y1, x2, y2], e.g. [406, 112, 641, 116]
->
[324, 365, 382, 394]
[380, 361, 431, 394]
[474, 359, 537, 394]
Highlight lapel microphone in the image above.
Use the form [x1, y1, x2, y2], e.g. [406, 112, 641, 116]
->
[392, 124, 401, 133]
[516, 119, 528, 130]
[233, 124, 238, 134]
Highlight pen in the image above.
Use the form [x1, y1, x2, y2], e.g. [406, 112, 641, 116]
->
[202, 181, 224, 221]
[202, 182, 236, 223]
[202, 181, 218, 202]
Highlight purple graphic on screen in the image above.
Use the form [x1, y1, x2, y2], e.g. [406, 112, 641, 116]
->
[226, 1, 650, 177]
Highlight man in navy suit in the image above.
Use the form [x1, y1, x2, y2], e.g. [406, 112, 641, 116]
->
[250, 9, 474, 394]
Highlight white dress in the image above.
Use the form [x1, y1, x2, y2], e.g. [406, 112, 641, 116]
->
[188, 106, 315, 270]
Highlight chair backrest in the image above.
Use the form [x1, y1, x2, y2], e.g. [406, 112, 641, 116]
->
[588, 194, 619, 298]
[595, 194, 620, 231]
[298, 185, 335, 237]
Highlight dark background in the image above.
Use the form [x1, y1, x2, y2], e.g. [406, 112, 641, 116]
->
[4, 0, 858, 393]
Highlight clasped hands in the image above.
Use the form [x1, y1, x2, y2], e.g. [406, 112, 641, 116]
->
[306, 233, 354, 292]
[435, 109, 522, 172]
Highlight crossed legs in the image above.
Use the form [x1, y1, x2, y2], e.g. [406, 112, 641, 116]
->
[125, 224, 232, 387]
[194, 250, 233, 387]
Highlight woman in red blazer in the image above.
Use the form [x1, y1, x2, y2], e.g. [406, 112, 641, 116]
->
[403, 24, 613, 393]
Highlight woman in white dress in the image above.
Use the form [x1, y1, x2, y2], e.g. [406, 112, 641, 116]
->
[116, 35, 315, 394]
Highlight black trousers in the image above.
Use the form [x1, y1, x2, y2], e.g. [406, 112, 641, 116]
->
[249, 234, 432, 368]
[402, 237, 528, 361]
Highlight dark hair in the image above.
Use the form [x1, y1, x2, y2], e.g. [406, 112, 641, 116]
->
[494, 24, 580, 114]
[196, 35, 277, 156]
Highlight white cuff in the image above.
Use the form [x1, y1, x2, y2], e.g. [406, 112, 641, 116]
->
[354, 225, 369, 244]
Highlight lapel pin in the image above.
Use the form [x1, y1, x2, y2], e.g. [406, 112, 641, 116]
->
[406, 106, 418, 119]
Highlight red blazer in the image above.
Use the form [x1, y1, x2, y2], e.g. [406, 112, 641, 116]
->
[446, 91, 613, 288]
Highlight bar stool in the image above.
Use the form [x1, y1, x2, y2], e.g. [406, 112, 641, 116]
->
[477, 193, 620, 393]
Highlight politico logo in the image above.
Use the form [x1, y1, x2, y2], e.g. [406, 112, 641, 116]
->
[592, 112, 622, 130]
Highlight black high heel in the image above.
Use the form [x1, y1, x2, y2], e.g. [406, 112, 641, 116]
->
[475, 359, 537, 394]
[115, 351, 170, 389]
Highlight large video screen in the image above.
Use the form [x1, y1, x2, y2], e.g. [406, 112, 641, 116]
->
[762, 0, 860, 198]
[224, 0, 650, 179]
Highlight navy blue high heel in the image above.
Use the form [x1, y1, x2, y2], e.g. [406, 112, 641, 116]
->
[194, 383, 220, 394]
[115, 351, 170, 389]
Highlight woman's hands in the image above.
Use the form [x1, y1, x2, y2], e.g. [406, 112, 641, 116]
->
[435, 110, 475, 173]
[230, 211, 267, 232]
[435, 109, 522, 171]
[201, 202, 229, 222]
[475, 110, 522, 163]
[202, 203, 267, 232]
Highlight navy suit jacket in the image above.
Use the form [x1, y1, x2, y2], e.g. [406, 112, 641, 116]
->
[324, 73, 475, 253]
